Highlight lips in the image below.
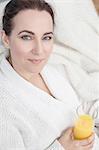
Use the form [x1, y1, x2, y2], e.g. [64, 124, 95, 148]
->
[28, 59, 44, 64]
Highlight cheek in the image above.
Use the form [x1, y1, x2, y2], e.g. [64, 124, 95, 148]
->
[44, 42, 53, 55]
[10, 43, 28, 59]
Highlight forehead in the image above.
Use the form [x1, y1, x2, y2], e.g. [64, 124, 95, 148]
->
[12, 9, 53, 33]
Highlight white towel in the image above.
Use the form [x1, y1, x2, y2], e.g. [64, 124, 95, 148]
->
[49, 0, 99, 66]
[47, 0, 99, 102]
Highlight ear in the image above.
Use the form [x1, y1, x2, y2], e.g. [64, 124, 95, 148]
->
[1, 30, 10, 49]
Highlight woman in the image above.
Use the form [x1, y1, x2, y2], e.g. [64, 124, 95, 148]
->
[0, 0, 99, 149]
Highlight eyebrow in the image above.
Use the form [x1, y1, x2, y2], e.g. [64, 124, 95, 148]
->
[18, 30, 53, 36]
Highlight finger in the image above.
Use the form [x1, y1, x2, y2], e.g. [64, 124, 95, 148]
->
[60, 127, 73, 140]
[78, 133, 95, 146]
[63, 127, 73, 136]
[73, 133, 95, 147]
[87, 133, 95, 144]
[82, 141, 94, 150]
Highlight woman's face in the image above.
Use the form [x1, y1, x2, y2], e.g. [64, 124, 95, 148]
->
[2, 9, 54, 76]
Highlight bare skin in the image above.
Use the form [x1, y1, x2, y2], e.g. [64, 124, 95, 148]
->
[93, 0, 99, 14]
[58, 128, 95, 150]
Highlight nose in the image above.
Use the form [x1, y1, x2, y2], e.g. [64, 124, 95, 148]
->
[31, 39, 43, 55]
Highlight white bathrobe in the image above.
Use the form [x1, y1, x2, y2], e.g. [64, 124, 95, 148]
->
[0, 0, 99, 113]
[0, 55, 99, 150]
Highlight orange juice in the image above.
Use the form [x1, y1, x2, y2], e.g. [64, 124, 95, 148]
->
[73, 114, 94, 140]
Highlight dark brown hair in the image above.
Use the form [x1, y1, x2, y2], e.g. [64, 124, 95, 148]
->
[2, 0, 55, 36]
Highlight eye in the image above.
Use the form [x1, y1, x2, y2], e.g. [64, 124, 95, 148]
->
[43, 36, 53, 41]
[20, 35, 33, 40]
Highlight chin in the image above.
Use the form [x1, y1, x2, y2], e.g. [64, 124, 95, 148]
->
[28, 66, 44, 74]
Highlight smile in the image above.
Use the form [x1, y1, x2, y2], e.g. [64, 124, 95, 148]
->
[28, 59, 44, 64]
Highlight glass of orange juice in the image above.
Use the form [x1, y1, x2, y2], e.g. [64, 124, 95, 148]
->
[73, 104, 96, 140]
[73, 114, 94, 140]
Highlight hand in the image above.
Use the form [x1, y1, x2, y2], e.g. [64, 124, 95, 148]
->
[58, 128, 95, 150]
